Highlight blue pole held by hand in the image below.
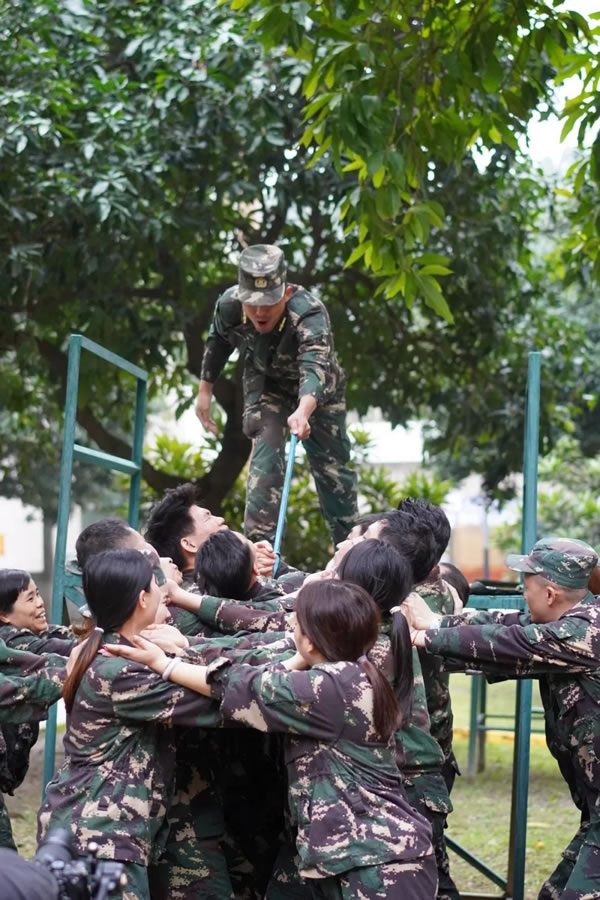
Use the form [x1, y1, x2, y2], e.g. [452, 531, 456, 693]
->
[272, 434, 298, 578]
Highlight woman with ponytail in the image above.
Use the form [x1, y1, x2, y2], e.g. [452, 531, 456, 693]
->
[108, 579, 437, 899]
[337, 539, 460, 900]
[37, 549, 227, 900]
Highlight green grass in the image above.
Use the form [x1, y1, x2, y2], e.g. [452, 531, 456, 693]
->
[448, 674, 579, 899]
[6, 677, 579, 900]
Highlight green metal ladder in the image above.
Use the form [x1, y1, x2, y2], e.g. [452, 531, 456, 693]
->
[445, 350, 541, 899]
[42, 334, 147, 791]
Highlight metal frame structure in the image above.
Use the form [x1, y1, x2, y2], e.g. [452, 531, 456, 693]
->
[446, 350, 542, 899]
[42, 334, 147, 791]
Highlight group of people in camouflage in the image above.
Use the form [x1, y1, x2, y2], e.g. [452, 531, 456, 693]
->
[1, 499, 599, 900]
[0, 245, 598, 898]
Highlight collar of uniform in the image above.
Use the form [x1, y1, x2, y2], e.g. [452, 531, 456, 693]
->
[101, 631, 135, 646]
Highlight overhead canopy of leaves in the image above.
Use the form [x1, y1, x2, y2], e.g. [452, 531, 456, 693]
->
[0, 0, 596, 524]
[226, 0, 593, 312]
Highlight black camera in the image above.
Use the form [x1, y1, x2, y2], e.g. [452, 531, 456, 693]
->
[34, 829, 125, 900]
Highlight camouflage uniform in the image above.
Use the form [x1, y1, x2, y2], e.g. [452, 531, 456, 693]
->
[412, 576, 460, 794]
[423, 537, 600, 900]
[38, 633, 228, 900]
[0, 641, 64, 720]
[370, 634, 459, 900]
[0, 643, 65, 850]
[200, 254, 357, 544]
[208, 657, 437, 898]
[0, 623, 75, 656]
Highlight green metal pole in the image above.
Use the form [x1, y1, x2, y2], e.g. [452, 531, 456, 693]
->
[507, 350, 541, 899]
[42, 335, 83, 795]
[128, 376, 147, 528]
[468, 675, 480, 778]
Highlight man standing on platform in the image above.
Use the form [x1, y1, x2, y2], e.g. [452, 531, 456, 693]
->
[196, 243, 357, 544]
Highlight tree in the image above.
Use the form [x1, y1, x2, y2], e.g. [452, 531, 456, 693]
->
[494, 436, 600, 552]
[0, 0, 594, 528]
[225, 0, 592, 312]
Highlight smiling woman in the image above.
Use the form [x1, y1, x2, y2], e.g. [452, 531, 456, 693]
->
[0, 571, 47, 634]
[0, 570, 75, 656]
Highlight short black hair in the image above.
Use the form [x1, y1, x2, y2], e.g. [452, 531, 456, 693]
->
[337, 540, 413, 615]
[194, 531, 253, 601]
[144, 484, 198, 571]
[396, 498, 451, 562]
[440, 562, 470, 606]
[354, 513, 384, 535]
[377, 509, 438, 584]
[76, 518, 136, 567]
[0, 569, 30, 615]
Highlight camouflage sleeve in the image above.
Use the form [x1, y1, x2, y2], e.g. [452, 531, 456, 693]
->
[0, 625, 75, 656]
[295, 306, 336, 403]
[111, 661, 221, 728]
[199, 294, 238, 384]
[212, 662, 345, 738]
[0, 644, 65, 721]
[426, 611, 600, 675]
[440, 609, 527, 628]
[184, 633, 295, 666]
[194, 595, 293, 634]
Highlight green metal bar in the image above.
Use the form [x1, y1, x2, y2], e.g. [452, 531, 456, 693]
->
[78, 334, 147, 381]
[507, 350, 541, 900]
[128, 376, 147, 528]
[73, 444, 140, 476]
[468, 675, 481, 777]
[446, 837, 507, 891]
[43, 335, 83, 795]
[478, 677, 487, 773]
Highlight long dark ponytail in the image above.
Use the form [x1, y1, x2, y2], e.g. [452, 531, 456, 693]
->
[62, 549, 153, 713]
[295, 580, 400, 741]
[336, 539, 414, 724]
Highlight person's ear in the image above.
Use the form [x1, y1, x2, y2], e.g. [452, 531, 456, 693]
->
[138, 588, 149, 610]
[546, 584, 560, 608]
[0, 613, 10, 625]
[181, 534, 196, 554]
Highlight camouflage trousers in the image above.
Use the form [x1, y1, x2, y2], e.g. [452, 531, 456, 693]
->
[404, 774, 459, 900]
[0, 793, 16, 851]
[538, 818, 600, 899]
[149, 732, 233, 900]
[306, 856, 438, 900]
[243, 392, 358, 546]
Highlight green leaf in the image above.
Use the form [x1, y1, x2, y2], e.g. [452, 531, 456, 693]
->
[419, 264, 452, 276]
[415, 274, 454, 322]
[344, 242, 369, 268]
[372, 166, 385, 188]
[303, 68, 320, 100]
[482, 56, 503, 93]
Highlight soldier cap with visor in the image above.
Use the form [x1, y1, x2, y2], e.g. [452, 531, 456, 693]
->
[235, 244, 287, 307]
[505, 536, 598, 589]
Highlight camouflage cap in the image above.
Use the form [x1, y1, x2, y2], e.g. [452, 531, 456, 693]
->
[505, 536, 598, 589]
[235, 244, 287, 306]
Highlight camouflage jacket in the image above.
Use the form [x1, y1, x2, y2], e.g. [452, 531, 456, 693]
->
[38, 632, 222, 865]
[209, 659, 433, 877]
[370, 636, 451, 816]
[0, 623, 75, 657]
[0, 722, 39, 794]
[413, 576, 456, 764]
[200, 285, 344, 410]
[426, 592, 600, 821]
[0, 641, 64, 723]
[173, 571, 294, 636]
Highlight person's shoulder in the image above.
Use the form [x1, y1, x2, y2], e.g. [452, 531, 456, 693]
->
[214, 286, 243, 323]
[287, 285, 327, 319]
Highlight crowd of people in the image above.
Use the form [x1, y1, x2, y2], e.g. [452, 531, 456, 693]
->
[0, 488, 597, 900]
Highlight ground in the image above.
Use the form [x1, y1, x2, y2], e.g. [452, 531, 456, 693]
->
[6, 675, 579, 898]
